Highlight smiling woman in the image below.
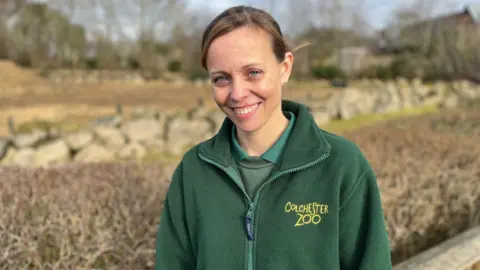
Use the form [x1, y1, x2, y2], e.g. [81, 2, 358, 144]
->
[155, 5, 393, 270]
[205, 24, 291, 155]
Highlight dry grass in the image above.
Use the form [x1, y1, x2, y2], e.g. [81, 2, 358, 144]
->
[0, 61, 54, 98]
[0, 108, 478, 268]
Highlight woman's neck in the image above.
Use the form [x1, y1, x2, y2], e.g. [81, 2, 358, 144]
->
[236, 106, 289, 157]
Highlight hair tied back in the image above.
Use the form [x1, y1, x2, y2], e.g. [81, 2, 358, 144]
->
[292, 41, 313, 53]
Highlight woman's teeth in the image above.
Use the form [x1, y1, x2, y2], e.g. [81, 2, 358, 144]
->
[234, 103, 259, 115]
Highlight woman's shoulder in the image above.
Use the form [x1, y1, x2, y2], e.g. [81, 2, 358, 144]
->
[319, 128, 363, 153]
[317, 127, 373, 174]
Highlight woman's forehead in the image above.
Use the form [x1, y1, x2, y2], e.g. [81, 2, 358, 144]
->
[206, 27, 275, 69]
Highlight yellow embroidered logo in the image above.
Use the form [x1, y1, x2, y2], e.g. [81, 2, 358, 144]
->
[284, 202, 329, 227]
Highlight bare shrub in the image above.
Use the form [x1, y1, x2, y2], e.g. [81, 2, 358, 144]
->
[343, 109, 480, 264]
[0, 162, 175, 269]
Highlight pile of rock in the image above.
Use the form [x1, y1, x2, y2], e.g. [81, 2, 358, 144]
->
[0, 104, 225, 166]
[307, 78, 479, 123]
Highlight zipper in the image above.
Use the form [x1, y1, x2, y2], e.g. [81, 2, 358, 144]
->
[246, 204, 254, 240]
[199, 150, 331, 270]
[198, 153, 254, 270]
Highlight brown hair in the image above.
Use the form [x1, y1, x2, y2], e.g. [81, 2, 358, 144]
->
[200, 5, 309, 70]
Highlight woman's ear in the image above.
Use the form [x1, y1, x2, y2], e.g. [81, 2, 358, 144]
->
[281, 52, 294, 84]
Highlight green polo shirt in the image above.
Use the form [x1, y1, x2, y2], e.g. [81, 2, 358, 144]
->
[231, 111, 296, 199]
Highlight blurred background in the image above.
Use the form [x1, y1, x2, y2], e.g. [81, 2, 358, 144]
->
[0, 0, 479, 269]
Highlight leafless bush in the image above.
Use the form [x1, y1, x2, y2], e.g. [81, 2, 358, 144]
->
[0, 162, 175, 269]
[343, 109, 480, 264]
[0, 109, 478, 268]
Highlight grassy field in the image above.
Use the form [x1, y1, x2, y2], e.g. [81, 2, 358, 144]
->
[320, 105, 440, 134]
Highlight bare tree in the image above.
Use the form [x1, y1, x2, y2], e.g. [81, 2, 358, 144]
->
[385, 0, 480, 82]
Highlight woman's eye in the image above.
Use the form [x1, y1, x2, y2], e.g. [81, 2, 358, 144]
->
[213, 76, 229, 83]
[212, 76, 230, 86]
[249, 70, 261, 76]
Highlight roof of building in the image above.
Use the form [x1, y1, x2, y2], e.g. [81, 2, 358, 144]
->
[465, 4, 480, 24]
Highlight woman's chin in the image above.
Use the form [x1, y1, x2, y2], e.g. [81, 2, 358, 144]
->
[232, 117, 263, 134]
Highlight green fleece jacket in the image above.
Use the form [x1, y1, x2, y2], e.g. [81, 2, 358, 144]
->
[155, 100, 392, 270]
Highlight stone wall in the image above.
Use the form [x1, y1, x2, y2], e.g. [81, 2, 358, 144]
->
[0, 79, 478, 167]
[46, 69, 147, 85]
[308, 78, 479, 124]
[392, 227, 480, 270]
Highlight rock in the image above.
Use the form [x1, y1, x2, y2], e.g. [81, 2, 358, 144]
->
[372, 79, 384, 88]
[92, 115, 122, 128]
[323, 93, 342, 118]
[423, 83, 445, 106]
[188, 107, 209, 119]
[12, 148, 35, 166]
[117, 142, 147, 160]
[207, 111, 227, 133]
[166, 115, 213, 143]
[13, 128, 48, 148]
[395, 77, 410, 89]
[35, 139, 70, 166]
[121, 118, 163, 142]
[412, 78, 430, 98]
[167, 136, 194, 156]
[94, 126, 126, 149]
[455, 80, 478, 99]
[338, 88, 377, 120]
[131, 106, 162, 120]
[49, 126, 61, 139]
[143, 139, 166, 153]
[74, 143, 115, 162]
[442, 93, 459, 109]
[64, 131, 94, 150]
[374, 82, 402, 113]
[165, 115, 214, 155]
[387, 82, 403, 110]
[0, 147, 17, 165]
[396, 80, 419, 108]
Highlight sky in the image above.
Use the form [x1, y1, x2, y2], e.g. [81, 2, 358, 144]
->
[32, 0, 479, 41]
[187, 0, 480, 31]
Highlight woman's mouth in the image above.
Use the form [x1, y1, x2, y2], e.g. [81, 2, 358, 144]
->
[232, 103, 260, 118]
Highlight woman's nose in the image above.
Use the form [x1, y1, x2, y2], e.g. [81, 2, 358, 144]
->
[229, 79, 249, 101]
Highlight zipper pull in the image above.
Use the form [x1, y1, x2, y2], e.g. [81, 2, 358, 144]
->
[245, 205, 254, 241]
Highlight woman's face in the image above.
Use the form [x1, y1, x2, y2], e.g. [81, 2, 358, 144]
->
[206, 26, 293, 134]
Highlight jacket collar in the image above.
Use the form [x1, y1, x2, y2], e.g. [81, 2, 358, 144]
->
[198, 100, 331, 171]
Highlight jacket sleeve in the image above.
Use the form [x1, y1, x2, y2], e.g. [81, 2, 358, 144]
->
[155, 163, 196, 270]
[339, 167, 392, 270]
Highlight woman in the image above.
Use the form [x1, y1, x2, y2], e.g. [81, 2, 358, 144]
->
[156, 5, 392, 270]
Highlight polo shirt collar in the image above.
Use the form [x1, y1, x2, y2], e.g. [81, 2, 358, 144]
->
[231, 111, 296, 164]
